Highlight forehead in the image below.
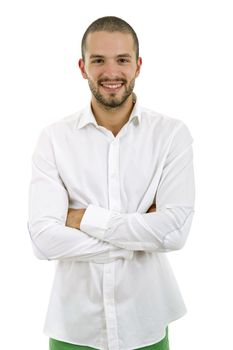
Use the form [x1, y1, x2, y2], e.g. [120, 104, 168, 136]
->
[85, 31, 135, 57]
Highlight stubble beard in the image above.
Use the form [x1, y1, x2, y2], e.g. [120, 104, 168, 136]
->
[87, 78, 135, 110]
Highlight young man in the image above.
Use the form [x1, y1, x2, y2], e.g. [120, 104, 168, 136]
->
[28, 16, 195, 350]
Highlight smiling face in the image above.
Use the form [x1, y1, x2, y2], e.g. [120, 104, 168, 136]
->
[79, 31, 142, 109]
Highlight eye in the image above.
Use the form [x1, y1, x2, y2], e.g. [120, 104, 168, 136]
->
[91, 59, 104, 64]
[118, 58, 130, 64]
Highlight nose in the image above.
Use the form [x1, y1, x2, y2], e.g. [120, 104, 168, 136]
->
[102, 60, 120, 79]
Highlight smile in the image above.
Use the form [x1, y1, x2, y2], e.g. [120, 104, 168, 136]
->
[100, 81, 124, 92]
[103, 84, 122, 89]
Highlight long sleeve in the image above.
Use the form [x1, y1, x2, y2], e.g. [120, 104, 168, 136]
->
[28, 127, 133, 262]
[80, 123, 195, 252]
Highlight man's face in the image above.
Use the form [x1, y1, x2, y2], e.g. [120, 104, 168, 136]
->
[79, 31, 142, 109]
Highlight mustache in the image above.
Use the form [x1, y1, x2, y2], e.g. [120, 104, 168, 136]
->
[98, 78, 127, 84]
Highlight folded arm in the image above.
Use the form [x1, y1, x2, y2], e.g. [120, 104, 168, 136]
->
[79, 123, 195, 252]
[28, 127, 133, 263]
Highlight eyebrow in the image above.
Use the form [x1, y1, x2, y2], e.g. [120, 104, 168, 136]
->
[117, 54, 132, 58]
[89, 54, 132, 59]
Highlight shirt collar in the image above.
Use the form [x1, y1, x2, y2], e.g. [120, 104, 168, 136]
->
[75, 93, 141, 130]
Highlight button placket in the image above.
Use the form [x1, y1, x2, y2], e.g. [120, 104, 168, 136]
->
[108, 139, 121, 211]
[102, 138, 121, 350]
[103, 262, 119, 350]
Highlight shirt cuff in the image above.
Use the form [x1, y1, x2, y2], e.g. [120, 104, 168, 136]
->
[80, 204, 114, 239]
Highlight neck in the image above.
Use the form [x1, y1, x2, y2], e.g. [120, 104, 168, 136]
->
[91, 94, 135, 136]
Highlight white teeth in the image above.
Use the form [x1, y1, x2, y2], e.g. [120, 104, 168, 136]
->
[101, 83, 122, 89]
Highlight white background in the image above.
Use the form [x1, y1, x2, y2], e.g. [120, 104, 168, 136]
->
[0, 0, 232, 349]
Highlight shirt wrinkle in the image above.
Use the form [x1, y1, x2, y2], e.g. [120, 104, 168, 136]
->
[28, 97, 195, 350]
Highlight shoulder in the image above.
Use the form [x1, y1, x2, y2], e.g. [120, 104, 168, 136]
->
[39, 109, 85, 140]
[46, 109, 83, 132]
[139, 105, 193, 141]
[139, 105, 184, 128]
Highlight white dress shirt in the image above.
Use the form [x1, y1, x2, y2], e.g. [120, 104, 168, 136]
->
[28, 96, 195, 350]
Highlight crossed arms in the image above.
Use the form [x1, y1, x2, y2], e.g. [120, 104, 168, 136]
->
[28, 123, 194, 262]
[65, 204, 156, 230]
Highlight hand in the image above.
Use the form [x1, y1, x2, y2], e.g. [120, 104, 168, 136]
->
[147, 203, 156, 213]
[65, 203, 156, 230]
[66, 208, 86, 229]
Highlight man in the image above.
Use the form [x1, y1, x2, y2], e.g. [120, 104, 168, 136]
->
[28, 16, 195, 350]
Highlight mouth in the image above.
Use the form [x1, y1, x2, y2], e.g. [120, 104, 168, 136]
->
[99, 81, 125, 93]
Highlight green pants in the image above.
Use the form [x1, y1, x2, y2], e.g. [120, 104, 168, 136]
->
[49, 328, 169, 350]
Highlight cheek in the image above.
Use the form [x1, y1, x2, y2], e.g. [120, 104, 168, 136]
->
[88, 71, 102, 83]
[126, 65, 139, 77]
[86, 63, 104, 75]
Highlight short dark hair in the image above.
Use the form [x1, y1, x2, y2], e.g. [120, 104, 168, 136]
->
[81, 16, 139, 61]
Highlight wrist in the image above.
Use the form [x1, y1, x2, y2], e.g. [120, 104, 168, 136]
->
[66, 208, 86, 229]
[77, 209, 86, 229]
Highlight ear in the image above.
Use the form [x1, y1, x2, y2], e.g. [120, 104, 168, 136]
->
[78, 58, 87, 79]
[135, 57, 142, 78]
